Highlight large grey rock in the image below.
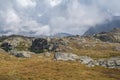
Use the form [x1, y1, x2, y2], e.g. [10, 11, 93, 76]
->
[16, 52, 31, 58]
[79, 56, 93, 64]
[10, 51, 31, 58]
[54, 52, 120, 69]
[79, 56, 95, 67]
[54, 52, 79, 61]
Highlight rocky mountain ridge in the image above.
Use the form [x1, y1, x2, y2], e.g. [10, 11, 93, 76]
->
[94, 28, 120, 43]
[84, 16, 120, 35]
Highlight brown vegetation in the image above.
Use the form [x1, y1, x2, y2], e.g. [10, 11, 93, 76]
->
[0, 50, 120, 80]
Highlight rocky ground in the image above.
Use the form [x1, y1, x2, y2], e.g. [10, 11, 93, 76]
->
[0, 28, 120, 80]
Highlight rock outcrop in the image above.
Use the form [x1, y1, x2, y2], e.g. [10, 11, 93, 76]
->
[1, 42, 13, 52]
[54, 52, 79, 61]
[79, 56, 94, 67]
[30, 38, 48, 53]
[95, 57, 120, 68]
[54, 52, 120, 69]
[48, 38, 68, 52]
[94, 28, 120, 43]
[0, 35, 33, 51]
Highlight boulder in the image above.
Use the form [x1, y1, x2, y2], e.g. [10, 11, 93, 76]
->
[16, 52, 31, 58]
[2, 36, 32, 51]
[79, 56, 93, 64]
[54, 52, 79, 61]
[87, 61, 95, 67]
[94, 60, 100, 66]
[10, 51, 31, 58]
[49, 38, 68, 52]
[1, 42, 13, 52]
[79, 56, 95, 67]
[54, 52, 120, 69]
[97, 59, 107, 67]
[30, 38, 48, 53]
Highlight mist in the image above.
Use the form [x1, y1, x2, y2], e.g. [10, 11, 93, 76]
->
[0, 0, 120, 36]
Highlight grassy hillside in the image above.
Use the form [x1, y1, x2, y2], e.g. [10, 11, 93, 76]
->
[66, 37, 120, 59]
[0, 36, 120, 80]
[0, 51, 120, 80]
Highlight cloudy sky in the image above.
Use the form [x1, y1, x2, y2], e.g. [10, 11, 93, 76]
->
[0, 0, 120, 36]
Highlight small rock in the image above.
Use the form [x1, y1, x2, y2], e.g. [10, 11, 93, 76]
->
[87, 61, 95, 67]
[44, 52, 51, 57]
[107, 60, 116, 68]
[97, 59, 107, 67]
[79, 56, 94, 64]
[94, 60, 100, 66]
[115, 59, 120, 66]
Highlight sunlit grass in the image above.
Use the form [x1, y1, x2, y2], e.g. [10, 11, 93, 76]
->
[0, 52, 120, 80]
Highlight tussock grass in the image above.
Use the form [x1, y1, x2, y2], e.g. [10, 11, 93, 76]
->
[68, 39, 120, 59]
[0, 52, 120, 80]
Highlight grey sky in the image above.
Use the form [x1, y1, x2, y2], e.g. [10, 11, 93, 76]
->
[0, 0, 120, 36]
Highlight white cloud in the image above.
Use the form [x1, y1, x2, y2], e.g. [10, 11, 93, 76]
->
[47, 0, 62, 7]
[17, 0, 36, 8]
[34, 25, 50, 36]
[38, 14, 42, 17]
[6, 9, 21, 24]
[49, 0, 110, 35]
[16, 20, 50, 36]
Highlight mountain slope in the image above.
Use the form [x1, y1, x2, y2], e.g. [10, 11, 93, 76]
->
[94, 28, 120, 43]
[84, 16, 120, 35]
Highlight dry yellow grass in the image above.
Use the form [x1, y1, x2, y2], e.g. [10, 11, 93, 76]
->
[0, 52, 120, 80]
[68, 39, 120, 59]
